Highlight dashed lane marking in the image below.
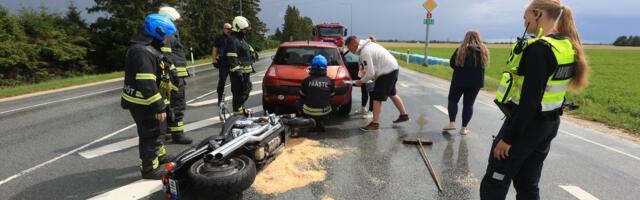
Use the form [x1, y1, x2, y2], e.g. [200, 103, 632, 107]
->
[433, 105, 448, 116]
[188, 90, 263, 107]
[0, 124, 136, 186]
[79, 105, 263, 159]
[559, 185, 600, 200]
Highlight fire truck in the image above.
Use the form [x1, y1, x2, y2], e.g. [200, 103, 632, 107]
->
[313, 23, 348, 47]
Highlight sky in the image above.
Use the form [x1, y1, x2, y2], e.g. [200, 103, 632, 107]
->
[2, 0, 639, 44]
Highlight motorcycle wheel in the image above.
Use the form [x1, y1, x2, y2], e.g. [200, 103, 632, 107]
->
[187, 155, 256, 195]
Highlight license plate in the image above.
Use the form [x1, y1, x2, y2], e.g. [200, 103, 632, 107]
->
[168, 179, 179, 199]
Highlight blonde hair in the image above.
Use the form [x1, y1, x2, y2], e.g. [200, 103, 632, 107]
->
[529, 0, 590, 92]
[456, 29, 489, 68]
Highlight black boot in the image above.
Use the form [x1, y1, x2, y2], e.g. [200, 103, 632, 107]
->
[171, 133, 193, 144]
[141, 161, 167, 180]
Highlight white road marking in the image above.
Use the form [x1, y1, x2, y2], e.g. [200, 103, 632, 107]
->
[399, 83, 409, 88]
[400, 71, 640, 162]
[0, 87, 120, 115]
[559, 185, 600, 200]
[185, 74, 264, 104]
[88, 106, 266, 199]
[560, 130, 640, 161]
[188, 90, 263, 107]
[78, 106, 262, 159]
[88, 179, 163, 200]
[433, 105, 449, 116]
[0, 124, 136, 186]
[0, 72, 266, 185]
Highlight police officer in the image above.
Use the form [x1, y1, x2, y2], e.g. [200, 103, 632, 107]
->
[480, 0, 590, 199]
[121, 14, 178, 179]
[158, 6, 192, 144]
[299, 55, 335, 132]
[223, 16, 258, 116]
[212, 23, 233, 105]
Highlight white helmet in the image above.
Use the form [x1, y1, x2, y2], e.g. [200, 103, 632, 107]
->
[159, 6, 181, 21]
[232, 16, 250, 32]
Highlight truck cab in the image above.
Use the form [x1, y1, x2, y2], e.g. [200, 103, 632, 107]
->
[313, 23, 348, 47]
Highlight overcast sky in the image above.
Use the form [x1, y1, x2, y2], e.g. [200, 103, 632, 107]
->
[2, 0, 639, 44]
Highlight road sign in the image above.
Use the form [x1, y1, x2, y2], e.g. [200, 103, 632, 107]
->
[423, 19, 435, 25]
[423, 0, 438, 12]
[427, 12, 432, 19]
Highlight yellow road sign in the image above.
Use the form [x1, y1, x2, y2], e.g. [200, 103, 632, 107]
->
[423, 0, 438, 12]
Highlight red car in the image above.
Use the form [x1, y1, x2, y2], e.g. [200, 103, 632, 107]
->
[262, 41, 352, 116]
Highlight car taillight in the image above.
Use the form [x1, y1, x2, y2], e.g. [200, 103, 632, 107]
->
[267, 67, 278, 77]
[267, 67, 277, 77]
[337, 67, 348, 79]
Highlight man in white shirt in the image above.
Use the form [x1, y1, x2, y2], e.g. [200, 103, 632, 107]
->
[346, 35, 410, 131]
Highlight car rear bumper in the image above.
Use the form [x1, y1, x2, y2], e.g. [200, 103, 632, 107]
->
[264, 85, 351, 107]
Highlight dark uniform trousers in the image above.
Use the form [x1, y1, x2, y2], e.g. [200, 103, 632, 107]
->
[168, 77, 186, 135]
[480, 116, 560, 200]
[230, 70, 252, 113]
[217, 64, 230, 101]
[129, 109, 167, 169]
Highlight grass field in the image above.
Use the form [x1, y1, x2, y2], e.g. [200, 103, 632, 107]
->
[385, 43, 640, 134]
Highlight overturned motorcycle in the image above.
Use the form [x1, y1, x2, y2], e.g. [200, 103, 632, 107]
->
[162, 102, 315, 199]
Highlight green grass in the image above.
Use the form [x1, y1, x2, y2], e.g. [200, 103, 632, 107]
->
[0, 71, 125, 98]
[387, 46, 640, 134]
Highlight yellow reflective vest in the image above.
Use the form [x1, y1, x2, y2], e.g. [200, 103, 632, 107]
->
[495, 36, 575, 113]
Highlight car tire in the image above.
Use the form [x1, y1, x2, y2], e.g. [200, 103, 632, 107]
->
[187, 155, 256, 195]
[338, 98, 352, 116]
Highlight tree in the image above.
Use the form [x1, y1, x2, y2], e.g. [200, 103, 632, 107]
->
[630, 36, 640, 46]
[280, 5, 313, 42]
[271, 27, 282, 41]
[613, 36, 628, 46]
[88, 0, 178, 72]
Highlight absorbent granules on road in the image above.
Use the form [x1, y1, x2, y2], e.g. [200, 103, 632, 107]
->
[252, 138, 347, 194]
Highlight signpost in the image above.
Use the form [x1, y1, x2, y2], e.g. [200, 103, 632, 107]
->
[423, 0, 437, 66]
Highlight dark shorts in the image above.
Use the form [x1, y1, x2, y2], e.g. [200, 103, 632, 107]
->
[372, 69, 398, 101]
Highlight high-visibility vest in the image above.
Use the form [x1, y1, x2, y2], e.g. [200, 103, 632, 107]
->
[496, 36, 576, 112]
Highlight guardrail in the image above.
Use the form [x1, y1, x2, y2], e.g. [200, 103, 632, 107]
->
[388, 50, 450, 66]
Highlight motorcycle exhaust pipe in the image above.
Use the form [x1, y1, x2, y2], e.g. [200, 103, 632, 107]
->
[203, 123, 282, 162]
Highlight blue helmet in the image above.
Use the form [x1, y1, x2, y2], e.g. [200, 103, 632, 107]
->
[311, 55, 328, 70]
[144, 14, 177, 41]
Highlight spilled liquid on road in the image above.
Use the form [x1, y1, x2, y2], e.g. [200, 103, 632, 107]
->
[252, 138, 347, 194]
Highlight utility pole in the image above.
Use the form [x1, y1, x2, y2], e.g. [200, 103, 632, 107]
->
[239, 0, 243, 16]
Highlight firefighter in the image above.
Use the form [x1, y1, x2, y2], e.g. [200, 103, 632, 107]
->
[158, 6, 193, 144]
[223, 16, 258, 116]
[299, 55, 335, 132]
[480, 0, 590, 199]
[121, 14, 178, 179]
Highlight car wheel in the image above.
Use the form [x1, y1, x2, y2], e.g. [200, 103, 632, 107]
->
[187, 155, 256, 196]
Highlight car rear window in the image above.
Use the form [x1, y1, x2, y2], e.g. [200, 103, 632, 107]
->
[273, 47, 342, 66]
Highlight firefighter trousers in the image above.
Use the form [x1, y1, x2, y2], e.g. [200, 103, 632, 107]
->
[129, 109, 167, 170]
[229, 72, 252, 114]
[168, 78, 186, 134]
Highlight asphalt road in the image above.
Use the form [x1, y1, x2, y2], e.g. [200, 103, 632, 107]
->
[0, 55, 639, 200]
